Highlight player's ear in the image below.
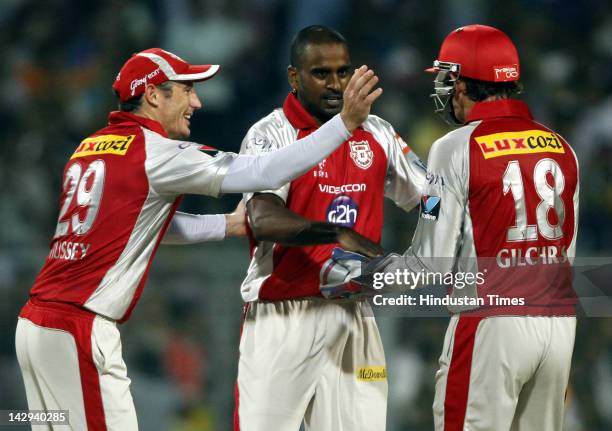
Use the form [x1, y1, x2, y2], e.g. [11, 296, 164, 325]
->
[143, 83, 160, 107]
[288, 65, 298, 93]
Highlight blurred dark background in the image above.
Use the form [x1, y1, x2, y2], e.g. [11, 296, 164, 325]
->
[1, 0, 611, 430]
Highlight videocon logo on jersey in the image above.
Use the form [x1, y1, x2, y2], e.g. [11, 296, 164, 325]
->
[326, 195, 358, 227]
[475, 130, 565, 159]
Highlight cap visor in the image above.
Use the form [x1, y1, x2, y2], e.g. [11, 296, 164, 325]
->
[174, 64, 220, 82]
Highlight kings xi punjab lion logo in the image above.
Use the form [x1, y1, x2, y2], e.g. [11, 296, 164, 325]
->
[349, 140, 374, 170]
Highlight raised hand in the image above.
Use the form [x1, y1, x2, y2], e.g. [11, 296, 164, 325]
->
[340, 66, 383, 132]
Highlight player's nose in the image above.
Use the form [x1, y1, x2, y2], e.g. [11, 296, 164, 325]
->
[191, 91, 202, 110]
[326, 74, 342, 91]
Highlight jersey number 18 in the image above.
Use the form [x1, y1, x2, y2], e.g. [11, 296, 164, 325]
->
[502, 158, 565, 242]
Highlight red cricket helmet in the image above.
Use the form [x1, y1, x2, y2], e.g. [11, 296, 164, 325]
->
[426, 24, 520, 82]
[426, 25, 520, 125]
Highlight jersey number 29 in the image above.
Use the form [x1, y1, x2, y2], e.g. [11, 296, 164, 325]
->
[53, 160, 105, 239]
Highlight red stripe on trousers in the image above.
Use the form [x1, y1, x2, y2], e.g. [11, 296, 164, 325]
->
[233, 303, 250, 431]
[444, 316, 484, 431]
[20, 299, 108, 430]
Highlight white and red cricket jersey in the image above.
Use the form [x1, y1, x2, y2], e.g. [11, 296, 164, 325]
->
[385, 99, 579, 316]
[239, 93, 426, 301]
[30, 112, 234, 322]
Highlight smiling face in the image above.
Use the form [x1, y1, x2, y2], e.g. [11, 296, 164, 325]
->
[288, 43, 352, 124]
[155, 81, 202, 139]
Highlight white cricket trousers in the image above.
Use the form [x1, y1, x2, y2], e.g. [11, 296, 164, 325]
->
[433, 315, 576, 431]
[15, 299, 138, 430]
[235, 298, 387, 431]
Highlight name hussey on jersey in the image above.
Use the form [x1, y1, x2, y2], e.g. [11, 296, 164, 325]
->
[48, 240, 92, 261]
[476, 130, 565, 159]
[71, 134, 135, 159]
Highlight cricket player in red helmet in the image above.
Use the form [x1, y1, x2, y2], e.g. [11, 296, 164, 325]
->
[326, 24, 579, 430]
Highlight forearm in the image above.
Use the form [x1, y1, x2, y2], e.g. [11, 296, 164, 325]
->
[250, 212, 346, 246]
[276, 222, 347, 246]
[248, 196, 346, 245]
[224, 213, 245, 237]
[162, 212, 226, 245]
[220, 114, 349, 193]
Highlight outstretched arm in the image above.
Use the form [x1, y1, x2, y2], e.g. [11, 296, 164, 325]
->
[162, 200, 247, 245]
[146, 67, 382, 198]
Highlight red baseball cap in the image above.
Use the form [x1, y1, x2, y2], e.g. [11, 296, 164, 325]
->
[112, 48, 220, 102]
[426, 25, 520, 82]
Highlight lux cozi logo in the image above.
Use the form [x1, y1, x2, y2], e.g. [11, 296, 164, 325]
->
[475, 130, 565, 159]
[71, 135, 135, 159]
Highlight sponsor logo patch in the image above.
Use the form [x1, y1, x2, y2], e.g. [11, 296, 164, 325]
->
[357, 366, 387, 381]
[349, 140, 374, 169]
[327, 195, 358, 227]
[130, 67, 162, 96]
[475, 130, 565, 159]
[426, 171, 445, 186]
[248, 135, 276, 152]
[314, 158, 328, 178]
[319, 183, 366, 194]
[493, 64, 519, 82]
[420, 195, 441, 221]
[71, 135, 135, 159]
